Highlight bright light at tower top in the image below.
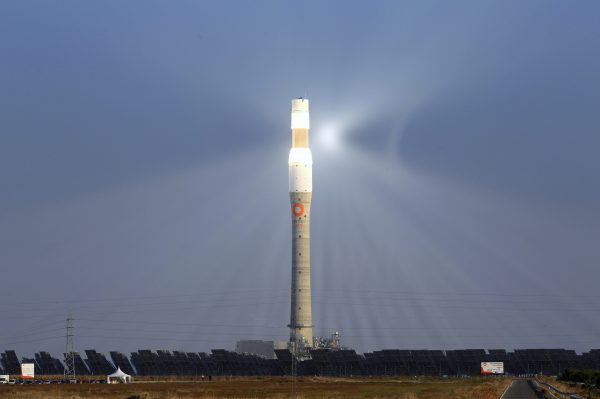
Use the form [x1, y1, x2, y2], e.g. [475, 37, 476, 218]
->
[289, 97, 312, 165]
[291, 98, 310, 130]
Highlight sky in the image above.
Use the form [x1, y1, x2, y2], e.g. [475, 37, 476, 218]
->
[1, 0, 599, 358]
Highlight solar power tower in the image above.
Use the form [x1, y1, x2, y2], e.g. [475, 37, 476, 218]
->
[288, 98, 314, 352]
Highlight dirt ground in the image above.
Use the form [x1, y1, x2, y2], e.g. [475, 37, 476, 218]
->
[0, 376, 511, 399]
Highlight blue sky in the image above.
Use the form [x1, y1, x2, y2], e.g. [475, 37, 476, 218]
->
[1, 1, 599, 356]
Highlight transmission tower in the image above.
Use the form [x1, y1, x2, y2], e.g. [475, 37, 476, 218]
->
[63, 317, 75, 379]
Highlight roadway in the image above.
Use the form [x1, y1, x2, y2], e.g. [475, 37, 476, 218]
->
[501, 379, 544, 399]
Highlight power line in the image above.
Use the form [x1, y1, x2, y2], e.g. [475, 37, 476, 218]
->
[68, 325, 600, 339]
[77, 335, 236, 343]
[0, 335, 63, 347]
[77, 318, 289, 328]
[0, 327, 65, 341]
[5, 300, 600, 315]
[2, 287, 600, 308]
[0, 289, 290, 306]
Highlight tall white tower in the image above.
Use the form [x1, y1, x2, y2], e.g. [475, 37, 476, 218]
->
[288, 98, 313, 347]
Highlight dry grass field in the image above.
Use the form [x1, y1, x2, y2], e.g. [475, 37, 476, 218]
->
[0, 376, 511, 399]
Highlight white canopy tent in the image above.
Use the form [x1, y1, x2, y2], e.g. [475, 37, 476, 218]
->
[106, 367, 132, 384]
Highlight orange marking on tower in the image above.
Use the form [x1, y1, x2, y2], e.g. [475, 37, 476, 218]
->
[292, 202, 304, 217]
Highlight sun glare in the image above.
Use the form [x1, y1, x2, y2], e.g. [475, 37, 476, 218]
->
[318, 124, 342, 151]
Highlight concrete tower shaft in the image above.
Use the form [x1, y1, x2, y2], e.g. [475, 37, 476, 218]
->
[289, 98, 313, 347]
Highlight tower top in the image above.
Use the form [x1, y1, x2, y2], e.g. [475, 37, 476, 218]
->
[291, 98, 309, 130]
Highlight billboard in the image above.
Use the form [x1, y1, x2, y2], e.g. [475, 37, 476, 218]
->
[21, 363, 34, 379]
[481, 362, 504, 375]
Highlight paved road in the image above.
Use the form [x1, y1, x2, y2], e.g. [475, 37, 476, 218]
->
[501, 379, 544, 399]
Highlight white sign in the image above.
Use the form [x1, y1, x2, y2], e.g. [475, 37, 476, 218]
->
[481, 362, 504, 374]
[21, 363, 34, 379]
